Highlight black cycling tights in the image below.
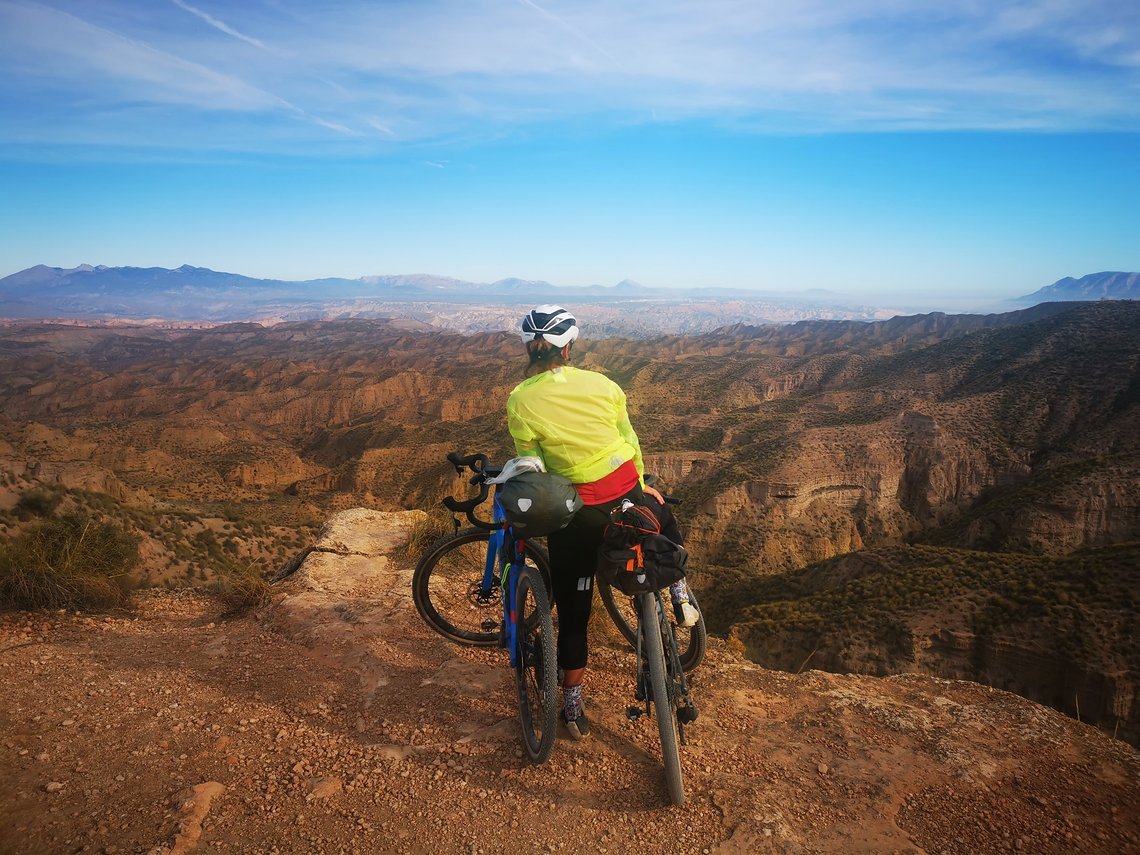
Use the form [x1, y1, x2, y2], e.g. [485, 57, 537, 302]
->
[545, 485, 682, 672]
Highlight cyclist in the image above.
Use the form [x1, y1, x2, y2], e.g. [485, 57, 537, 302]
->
[506, 305, 698, 739]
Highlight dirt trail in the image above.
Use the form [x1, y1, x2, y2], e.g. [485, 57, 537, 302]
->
[2, 508, 1139, 854]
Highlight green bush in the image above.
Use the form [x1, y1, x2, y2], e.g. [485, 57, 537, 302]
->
[0, 513, 140, 610]
[13, 487, 63, 520]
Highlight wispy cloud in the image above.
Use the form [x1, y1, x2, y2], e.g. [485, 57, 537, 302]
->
[0, 0, 354, 143]
[306, 115, 357, 136]
[514, 0, 619, 66]
[0, 1, 282, 111]
[171, 0, 266, 50]
[367, 119, 397, 138]
[2, 0, 1138, 156]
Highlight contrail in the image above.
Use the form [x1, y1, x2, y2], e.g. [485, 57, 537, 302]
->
[515, 0, 619, 65]
[172, 0, 267, 50]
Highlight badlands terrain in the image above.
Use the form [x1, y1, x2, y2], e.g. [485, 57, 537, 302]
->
[1, 299, 1138, 743]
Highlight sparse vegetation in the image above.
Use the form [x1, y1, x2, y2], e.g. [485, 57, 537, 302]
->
[13, 486, 64, 520]
[705, 542, 1140, 695]
[716, 544, 1139, 633]
[211, 561, 271, 616]
[402, 511, 455, 560]
[0, 512, 140, 610]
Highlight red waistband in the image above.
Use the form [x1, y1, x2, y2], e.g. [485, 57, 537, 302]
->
[574, 460, 639, 505]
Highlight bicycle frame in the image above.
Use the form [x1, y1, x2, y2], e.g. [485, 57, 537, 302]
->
[438, 451, 546, 670]
[423, 451, 559, 764]
[480, 495, 528, 670]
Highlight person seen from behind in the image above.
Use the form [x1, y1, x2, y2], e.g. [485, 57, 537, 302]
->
[506, 305, 698, 740]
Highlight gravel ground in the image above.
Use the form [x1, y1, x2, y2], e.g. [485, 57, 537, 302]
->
[2, 510, 1138, 855]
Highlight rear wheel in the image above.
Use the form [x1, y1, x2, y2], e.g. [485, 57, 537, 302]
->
[599, 579, 705, 672]
[412, 528, 551, 646]
[515, 565, 558, 763]
[641, 592, 684, 806]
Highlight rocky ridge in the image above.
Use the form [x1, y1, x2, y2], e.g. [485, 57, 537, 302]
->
[3, 509, 1139, 854]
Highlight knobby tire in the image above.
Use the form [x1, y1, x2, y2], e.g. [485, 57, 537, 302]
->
[641, 592, 685, 806]
[515, 565, 558, 763]
[599, 579, 706, 673]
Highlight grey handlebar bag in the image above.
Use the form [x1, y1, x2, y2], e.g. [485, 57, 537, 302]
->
[493, 458, 583, 537]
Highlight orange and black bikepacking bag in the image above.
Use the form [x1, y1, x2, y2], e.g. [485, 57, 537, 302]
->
[597, 500, 688, 595]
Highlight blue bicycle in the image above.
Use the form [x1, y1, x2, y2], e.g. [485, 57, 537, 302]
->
[412, 452, 558, 763]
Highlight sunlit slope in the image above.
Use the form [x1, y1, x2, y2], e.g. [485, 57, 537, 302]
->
[2, 301, 1136, 572]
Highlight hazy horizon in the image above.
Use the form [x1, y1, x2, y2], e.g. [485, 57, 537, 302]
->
[2, 259, 1078, 319]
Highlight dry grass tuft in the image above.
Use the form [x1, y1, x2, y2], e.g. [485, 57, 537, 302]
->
[403, 511, 456, 560]
[212, 562, 272, 616]
[0, 513, 140, 611]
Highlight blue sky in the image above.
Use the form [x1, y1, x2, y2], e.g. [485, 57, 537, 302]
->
[1, 0, 1138, 307]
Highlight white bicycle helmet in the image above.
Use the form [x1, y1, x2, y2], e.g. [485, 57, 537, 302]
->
[521, 305, 579, 348]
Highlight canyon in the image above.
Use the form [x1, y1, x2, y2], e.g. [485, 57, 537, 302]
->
[1, 300, 1137, 744]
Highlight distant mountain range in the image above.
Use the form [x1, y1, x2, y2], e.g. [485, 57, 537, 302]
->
[0, 263, 652, 304]
[1016, 271, 1139, 303]
[0, 263, 886, 326]
[1, 263, 1136, 326]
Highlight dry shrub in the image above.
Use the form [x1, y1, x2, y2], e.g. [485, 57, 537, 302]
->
[13, 487, 63, 520]
[403, 511, 455, 560]
[212, 563, 271, 616]
[0, 513, 140, 610]
[725, 631, 747, 659]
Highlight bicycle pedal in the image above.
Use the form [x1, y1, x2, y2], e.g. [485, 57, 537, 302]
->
[678, 705, 698, 724]
[626, 706, 643, 720]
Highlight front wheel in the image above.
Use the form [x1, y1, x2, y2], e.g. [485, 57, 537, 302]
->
[515, 565, 558, 763]
[641, 592, 685, 806]
[412, 528, 551, 646]
[599, 579, 706, 673]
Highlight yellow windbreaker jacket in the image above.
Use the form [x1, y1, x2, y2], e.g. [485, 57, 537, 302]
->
[506, 365, 644, 486]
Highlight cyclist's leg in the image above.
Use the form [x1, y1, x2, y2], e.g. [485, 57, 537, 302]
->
[548, 510, 600, 738]
[547, 504, 606, 677]
[547, 483, 648, 675]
